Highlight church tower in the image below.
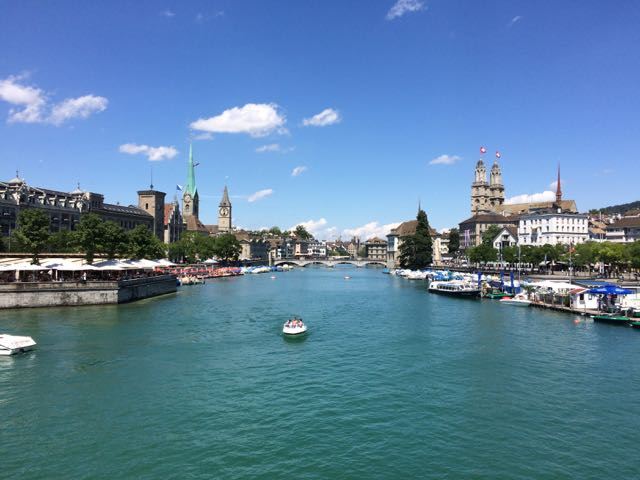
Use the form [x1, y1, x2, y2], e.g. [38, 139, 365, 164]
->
[182, 143, 199, 221]
[471, 159, 490, 215]
[217, 185, 232, 233]
[489, 157, 505, 209]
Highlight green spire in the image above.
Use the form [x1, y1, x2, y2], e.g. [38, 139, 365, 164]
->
[186, 143, 197, 196]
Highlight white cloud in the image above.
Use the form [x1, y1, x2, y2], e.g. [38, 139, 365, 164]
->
[505, 191, 555, 204]
[302, 108, 341, 127]
[0, 75, 47, 123]
[49, 95, 108, 125]
[291, 166, 307, 177]
[508, 15, 523, 27]
[0, 74, 107, 125]
[161, 9, 175, 17]
[429, 154, 461, 165]
[256, 143, 280, 153]
[119, 143, 178, 161]
[190, 103, 286, 137]
[386, 0, 425, 20]
[192, 132, 213, 140]
[248, 188, 273, 202]
[343, 221, 400, 241]
[290, 218, 328, 237]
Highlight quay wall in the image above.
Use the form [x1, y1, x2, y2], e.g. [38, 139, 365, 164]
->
[0, 275, 176, 309]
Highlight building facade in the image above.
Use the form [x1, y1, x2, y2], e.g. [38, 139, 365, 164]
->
[517, 211, 589, 246]
[471, 156, 504, 215]
[137, 189, 166, 241]
[163, 201, 184, 244]
[1, 174, 156, 238]
[458, 213, 520, 248]
[606, 215, 640, 243]
[365, 237, 387, 260]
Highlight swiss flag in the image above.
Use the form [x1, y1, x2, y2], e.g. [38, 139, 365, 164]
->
[480, 146, 487, 154]
[495, 151, 501, 158]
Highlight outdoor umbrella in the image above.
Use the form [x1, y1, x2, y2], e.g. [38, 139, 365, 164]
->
[587, 284, 634, 295]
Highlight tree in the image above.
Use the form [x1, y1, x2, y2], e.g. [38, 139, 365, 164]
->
[467, 244, 498, 263]
[0, 236, 5, 253]
[502, 245, 518, 264]
[448, 228, 460, 254]
[101, 221, 127, 259]
[628, 241, 640, 270]
[294, 225, 313, 241]
[214, 233, 241, 262]
[49, 230, 77, 253]
[126, 225, 165, 259]
[398, 209, 433, 269]
[13, 209, 51, 264]
[481, 225, 502, 247]
[268, 226, 282, 236]
[73, 213, 105, 264]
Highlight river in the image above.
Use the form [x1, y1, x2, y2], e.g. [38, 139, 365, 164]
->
[1, 266, 639, 479]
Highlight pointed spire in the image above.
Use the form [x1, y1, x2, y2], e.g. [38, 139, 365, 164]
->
[555, 164, 562, 205]
[220, 185, 231, 207]
[185, 143, 197, 196]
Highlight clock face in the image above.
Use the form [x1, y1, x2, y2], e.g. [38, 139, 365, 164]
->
[184, 193, 192, 203]
[219, 207, 228, 216]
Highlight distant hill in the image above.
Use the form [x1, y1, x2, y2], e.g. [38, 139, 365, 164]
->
[592, 200, 640, 215]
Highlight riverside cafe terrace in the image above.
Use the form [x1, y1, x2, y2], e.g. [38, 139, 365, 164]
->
[0, 257, 175, 282]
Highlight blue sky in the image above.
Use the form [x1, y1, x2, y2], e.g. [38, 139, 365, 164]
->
[1, 0, 639, 239]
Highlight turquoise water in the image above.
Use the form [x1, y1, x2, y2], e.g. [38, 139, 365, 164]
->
[2, 267, 640, 479]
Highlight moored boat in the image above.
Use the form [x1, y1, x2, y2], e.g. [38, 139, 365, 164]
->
[591, 314, 631, 326]
[0, 334, 37, 355]
[428, 281, 481, 298]
[499, 294, 532, 307]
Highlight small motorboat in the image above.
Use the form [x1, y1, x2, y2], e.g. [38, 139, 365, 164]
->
[0, 334, 37, 355]
[283, 317, 307, 336]
[499, 294, 532, 307]
[344, 276, 351, 280]
[270, 275, 276, 279]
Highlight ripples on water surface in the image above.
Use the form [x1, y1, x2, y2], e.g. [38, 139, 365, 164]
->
[1, 267, 639, 479]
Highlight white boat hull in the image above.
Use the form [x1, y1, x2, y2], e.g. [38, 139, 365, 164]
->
[283, 325, 307, 335]
[0, 335, 37, 355]
[499, 299, 531, 307]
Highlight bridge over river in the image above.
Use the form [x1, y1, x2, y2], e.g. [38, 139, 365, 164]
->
[273, 258, 387, 268]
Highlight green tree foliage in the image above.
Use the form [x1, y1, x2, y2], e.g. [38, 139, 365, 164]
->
[467, 243, 498, 263]
[628, 241, 640, 269]
[0, 236, 5, 253]
[448, 228, 460, 254]
[399, 209, 433, 269]
[73, 213, 104, 263]
[268, 226, 282, 236]
[481, 225, 503, 247]
[294, 225, 313, 240]
[214, 233, 241, 262]
[502, 245, 518, 264]
[13, 209, 51, 264]
[125, 225, 166, 259]
[101, 221, 128, 259]
[48, 230, 77, 253]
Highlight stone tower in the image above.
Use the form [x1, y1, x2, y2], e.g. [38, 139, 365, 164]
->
[218, 185, 232, 233]
[489, 161, 505, 209]
[138, 188, 166, 241]
[182, 143, 199, 221]
[471, 160, 490, 215]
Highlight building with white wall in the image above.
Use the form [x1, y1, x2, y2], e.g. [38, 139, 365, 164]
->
[518, 210, 588, 246]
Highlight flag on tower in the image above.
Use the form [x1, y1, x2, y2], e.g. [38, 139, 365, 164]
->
[480, 146, 487, 154]
[495, 151, 501, 159]
[176, 184, 183, 191]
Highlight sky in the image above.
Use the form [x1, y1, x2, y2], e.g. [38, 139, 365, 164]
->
[1, 0, 640, 240]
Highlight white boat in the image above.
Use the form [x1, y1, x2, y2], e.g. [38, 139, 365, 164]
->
[428, 280, 481, 298]
[499, 294, 532, 307]
[283, 318, 307, 336]
[0, 334, 37, 355]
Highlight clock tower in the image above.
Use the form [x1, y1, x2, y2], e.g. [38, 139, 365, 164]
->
[218, 185, 232, 233]
[182, 143, 199, 221]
